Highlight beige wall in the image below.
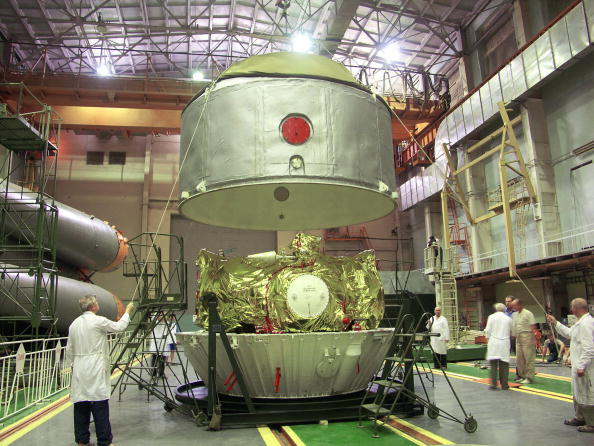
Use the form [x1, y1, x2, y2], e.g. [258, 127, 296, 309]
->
[55, 132, 145, 303]
[54, 132, 181, 304]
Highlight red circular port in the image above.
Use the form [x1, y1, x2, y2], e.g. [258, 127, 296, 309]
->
[281, 116, 311, 145]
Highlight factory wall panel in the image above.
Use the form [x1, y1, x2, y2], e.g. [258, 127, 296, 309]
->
[55, 132, 146, 303]
[566, 280, 587, 302]
[410, 204, 430, 270]
[170, 215, 276, 313]
[150, 135, 181, 199]
[542, 52, 594, 236]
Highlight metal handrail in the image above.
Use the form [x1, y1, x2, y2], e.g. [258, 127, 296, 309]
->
[456, 223, 594, 275]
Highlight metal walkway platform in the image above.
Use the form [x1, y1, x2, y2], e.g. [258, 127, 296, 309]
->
[0, 116, 58, 152]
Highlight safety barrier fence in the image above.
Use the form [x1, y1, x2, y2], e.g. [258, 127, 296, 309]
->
[412, 223, 594, 279]
[0, 330, 133, 426]
[456, 223, 594, 275]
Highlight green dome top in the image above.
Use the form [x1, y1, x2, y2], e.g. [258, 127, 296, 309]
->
[184, 51, 390, 111]
[219, 51, 364, 89]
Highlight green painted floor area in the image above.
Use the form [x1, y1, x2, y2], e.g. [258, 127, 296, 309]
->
[0, 387, 69, 429]
[289, 420, 417, 445]
[416, 345, 487, 362]
[445, 363, 572, 395]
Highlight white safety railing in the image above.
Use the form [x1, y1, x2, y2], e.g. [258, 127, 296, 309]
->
[456, 223, 594, 276]
[423, 245, 458, 275]
[0, 331, 132, 426]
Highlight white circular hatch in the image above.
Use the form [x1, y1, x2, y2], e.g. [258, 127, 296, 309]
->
[286, 274, 330, 319]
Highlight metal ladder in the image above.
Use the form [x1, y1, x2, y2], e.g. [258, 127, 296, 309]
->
[358, 313, 429, 437]
[109, 233, 201, 420]
[438, 272, 459, 344]
[358, 312, 478, 436]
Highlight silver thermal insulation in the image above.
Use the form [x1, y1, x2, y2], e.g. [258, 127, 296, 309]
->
[178, 329, 394, 398]
[179, 77, 397, 230]
[0, 181, 126, 272]
[0, 264, 121, 333]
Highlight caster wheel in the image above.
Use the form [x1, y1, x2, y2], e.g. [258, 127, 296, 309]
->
[427, 404, 439, 419]
[195, 411, 208, 426]
[164, 402, 175, 412]
[138, 384, 144, 391]
[464, 416, 478, 433]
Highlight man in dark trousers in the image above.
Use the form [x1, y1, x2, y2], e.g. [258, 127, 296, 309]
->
[65, 295, 134, 446]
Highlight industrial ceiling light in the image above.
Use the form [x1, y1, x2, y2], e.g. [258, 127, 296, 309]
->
[97, 64, 110, 76]
[379, 42, 404, 62]
[192, 71, 204, 81]
[96, 13, 108, 34]
[291, 33, 312, 53]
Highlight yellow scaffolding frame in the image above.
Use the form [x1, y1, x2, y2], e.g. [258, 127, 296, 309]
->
[440, 101, 538, 278]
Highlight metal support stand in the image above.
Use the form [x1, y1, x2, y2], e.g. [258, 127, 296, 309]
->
[0, 83, 62, 339]
[110, 233, 201, 422]
[205, 292, 255, 424]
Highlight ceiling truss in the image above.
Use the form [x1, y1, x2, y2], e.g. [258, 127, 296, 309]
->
[0, 0, 508, 99]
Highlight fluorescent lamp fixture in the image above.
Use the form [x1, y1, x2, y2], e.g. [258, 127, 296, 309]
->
[379, 43, 404, 62]
[192, 71, 205, 81]
[97, 64, 110, 76]
[292, 33, 312, 53]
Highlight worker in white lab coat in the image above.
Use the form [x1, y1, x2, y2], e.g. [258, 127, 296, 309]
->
[65, 295, 134, 446]
[427, 306, 449, 369]
[547, 298, 594, 433]
[485, 303, 512, 390]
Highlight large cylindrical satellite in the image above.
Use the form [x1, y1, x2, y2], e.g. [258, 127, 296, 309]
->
[178, 53, 398, 404]
[179, 52, 396, 230]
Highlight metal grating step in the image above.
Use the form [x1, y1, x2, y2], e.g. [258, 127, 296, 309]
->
[385, 356, 414, 362]
[361, 403, 391, 415]
[372, 379, 403, 388]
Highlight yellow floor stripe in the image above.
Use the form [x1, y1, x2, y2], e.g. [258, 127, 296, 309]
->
[516, 386, 572, 400]
[430, 370, 478, 383]
[457, 362, 573, 382]
[282, 426, 306, 446]
[2, 397, 73, 445]
[257, 426, 282, 446]
[388, 416, 455, 445]
[0, 356, 144, 444]
[431, 369, 572, 404]
[510, 387, 572, 403]
[533, 371, 572, 382]
[376, 420, 426, 446]
[0, 394, 70, 438]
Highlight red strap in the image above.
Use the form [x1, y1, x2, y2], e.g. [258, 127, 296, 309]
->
[274, 367, 282, 393]
[226, 376, 238, 392]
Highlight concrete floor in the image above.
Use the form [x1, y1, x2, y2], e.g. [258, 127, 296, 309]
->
[9, 361, 591, 446]
[11, 387, 265, 445]
[408, 362, 587, 446]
